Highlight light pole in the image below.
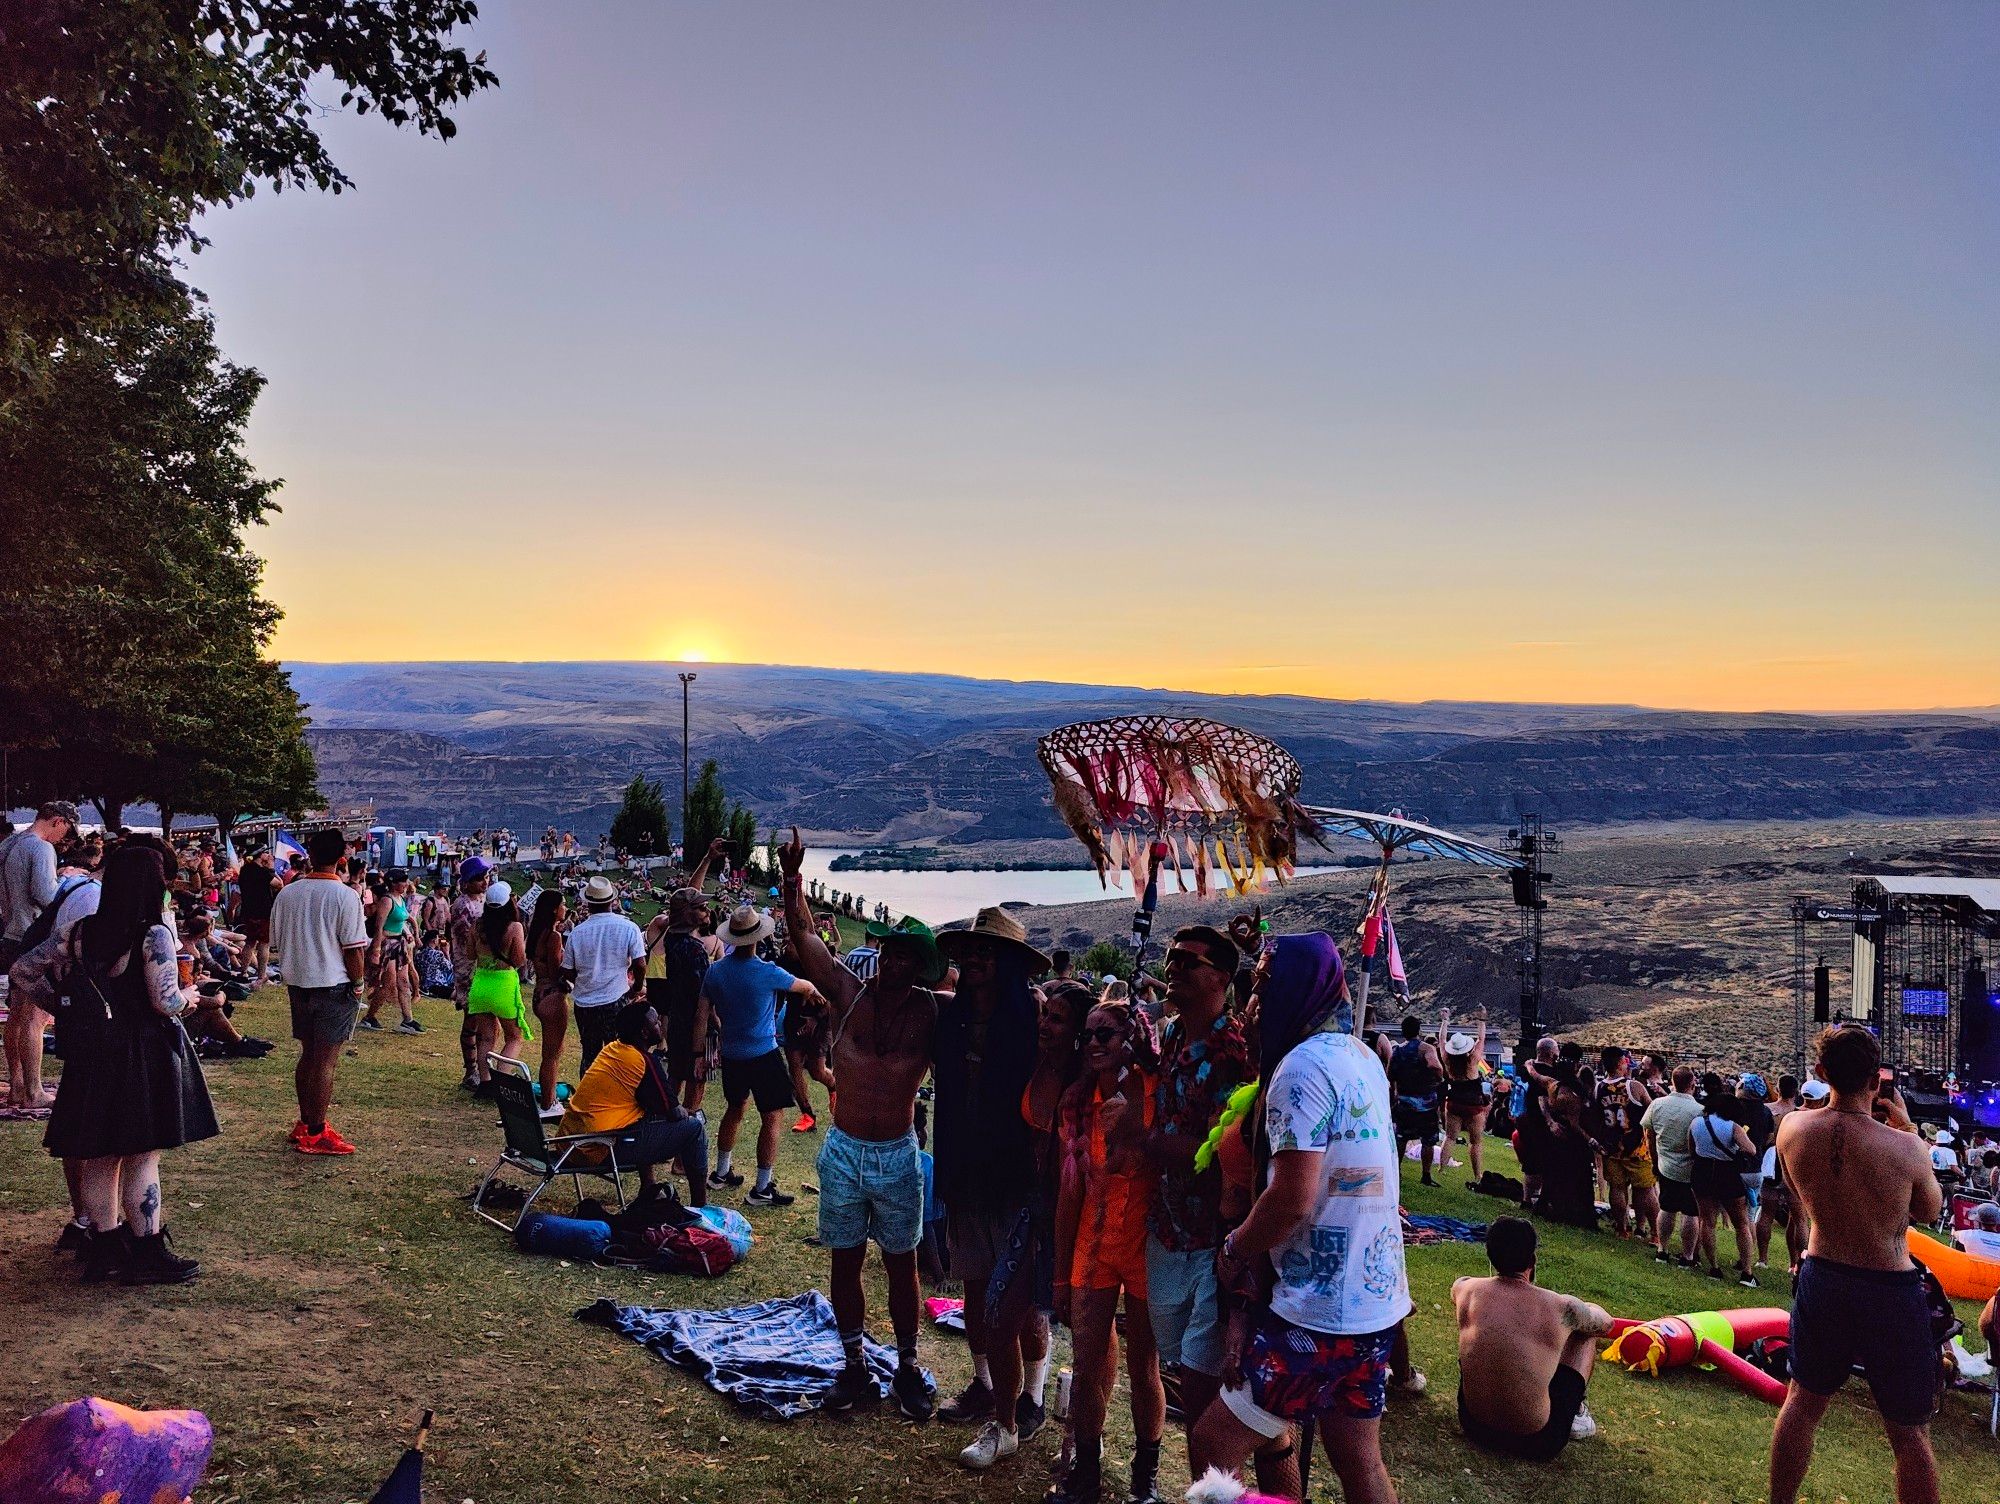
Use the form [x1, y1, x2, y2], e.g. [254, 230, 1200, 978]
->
[678, 670, 697, 857]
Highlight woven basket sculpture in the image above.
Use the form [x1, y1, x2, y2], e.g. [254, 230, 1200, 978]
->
[1036, 715, 1321, 896]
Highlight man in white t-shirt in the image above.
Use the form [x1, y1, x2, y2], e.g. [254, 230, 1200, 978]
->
[270, 827, 368, 1156]
[1198, 932, 1407, 1504]
[1955, 1201, 2000, 1262]
[565, 875, 645, 1072]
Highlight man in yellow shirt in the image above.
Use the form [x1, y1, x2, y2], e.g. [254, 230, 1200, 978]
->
[560, 1002, 710, 1205]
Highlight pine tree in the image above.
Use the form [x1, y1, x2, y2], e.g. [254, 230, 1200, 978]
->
[609, 774, 670, 858]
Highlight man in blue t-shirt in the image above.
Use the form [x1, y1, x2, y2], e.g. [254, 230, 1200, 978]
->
[701, 905, 822, 1206]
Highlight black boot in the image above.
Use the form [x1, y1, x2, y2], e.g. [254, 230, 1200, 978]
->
[79, 1224, 129, 1283]
[1127, 1439, 1161, 1504]
[121, 1227, 199, 1285]
[1046, 1439, 1102, 1504]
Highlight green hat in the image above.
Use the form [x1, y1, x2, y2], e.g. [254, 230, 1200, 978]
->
[866, 915, 948, 986]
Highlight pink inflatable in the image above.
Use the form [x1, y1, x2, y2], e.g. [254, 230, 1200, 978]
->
[0, 1396, 212, 1504]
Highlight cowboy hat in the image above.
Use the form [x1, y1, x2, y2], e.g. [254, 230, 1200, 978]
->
[865, 915, 948, 986]
[722, 905, 776, 949]
[581, 875, 618, 906]
[936, 906, 1051, 973]
[1444, 1031, 1477, 1057]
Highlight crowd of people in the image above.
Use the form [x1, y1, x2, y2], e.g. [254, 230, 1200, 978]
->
[2, 804, 1990, 1503]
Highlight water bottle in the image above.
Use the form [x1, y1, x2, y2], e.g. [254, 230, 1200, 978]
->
[1054, 1366, 1072, 1420]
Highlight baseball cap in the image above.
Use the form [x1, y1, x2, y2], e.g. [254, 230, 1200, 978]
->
[457, 855, 492, 882]
[1800, 1080, 1831, 1102]
[484, 879, 513, 908]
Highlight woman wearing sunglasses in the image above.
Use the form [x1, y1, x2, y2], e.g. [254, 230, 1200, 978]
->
[1048, 998, 1167, 1504]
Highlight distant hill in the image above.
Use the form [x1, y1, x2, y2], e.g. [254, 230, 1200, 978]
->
[289, 661, 2000, 839]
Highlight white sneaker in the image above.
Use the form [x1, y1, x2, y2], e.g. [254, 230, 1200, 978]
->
[959, 1421, 1018, 1469]
[1390, 1369, 1428, 1396]
[1570, 1405, 1597, 1441]
[538, 1102, 565, 1121]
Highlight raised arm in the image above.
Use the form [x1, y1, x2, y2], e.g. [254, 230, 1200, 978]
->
[685, 836, 730, 894]
[777, 828, 858, 1008]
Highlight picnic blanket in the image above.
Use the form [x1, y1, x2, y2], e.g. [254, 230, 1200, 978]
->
[1402, 1213, 1488, 1245]
[578, 1290, 932, 1420]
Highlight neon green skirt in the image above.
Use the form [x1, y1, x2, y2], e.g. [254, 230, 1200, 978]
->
[466, 961, 533, 1040]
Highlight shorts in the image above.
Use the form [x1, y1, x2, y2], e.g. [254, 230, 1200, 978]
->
[1072, 1193, 1149, 1299]
[1742, 1171, 1763, 1218]
[1761, 1179, 1789, 1224]
[1658, 1175, 1697, 1217]
[784, 1007, 824, 1059]
[1604, 1153, 1656, 1194]
[288, 982, 360, 1046]
[1393, 1097, 1440, 1146]
[1512, 1127, 1545, 1176]
[720, 1049, 795, 1113]
[948, 1201, 1031, 1284]
[1145, 1235, 1226, 1376]
[575, 1004, 618, 1072]
[238, 917, 270, 943]
[1221, 1307, 1394, 1435]
[1458, 1365, 1587, 1462]
[1691, 1157, 1745, 1206]
[1789, 1256, 1936, 1425]
[816, 1126, 923, 1254]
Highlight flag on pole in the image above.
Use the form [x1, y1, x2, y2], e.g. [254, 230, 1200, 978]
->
[273, 831, 308, 871]
[1381, 906, 1410, 1001]
[366, 1410, 431, 1504]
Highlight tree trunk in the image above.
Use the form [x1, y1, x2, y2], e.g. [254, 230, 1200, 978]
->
[97, 795, 124, 831]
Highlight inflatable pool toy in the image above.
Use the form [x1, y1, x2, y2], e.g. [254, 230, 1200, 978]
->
[1601, 1307, 1792, 1405]
[0, 1396, 212, 1504]
[1907, 1228, 2000, 1302]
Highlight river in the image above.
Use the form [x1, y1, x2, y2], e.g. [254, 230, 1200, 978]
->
[796, 849, 1329, 925]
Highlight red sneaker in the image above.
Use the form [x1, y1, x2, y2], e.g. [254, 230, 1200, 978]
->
[295, 1126, 357, 1156]
[288, 1120, 310, 1144]
[791, 1112, 817, 1133]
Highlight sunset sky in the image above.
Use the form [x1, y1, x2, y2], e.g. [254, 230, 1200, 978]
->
[194, 3, 1997, 712]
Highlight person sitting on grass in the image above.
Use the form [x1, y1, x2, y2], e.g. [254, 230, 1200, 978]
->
[556, 1001, 709, 1205]
[1452, 1214, 1609, 1461]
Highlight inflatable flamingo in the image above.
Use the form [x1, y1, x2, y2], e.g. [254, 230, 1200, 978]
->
[1601, 1308, 1792, 1405]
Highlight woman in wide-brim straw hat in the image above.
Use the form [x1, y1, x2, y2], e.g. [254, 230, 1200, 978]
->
[935, 906, 1051, 975]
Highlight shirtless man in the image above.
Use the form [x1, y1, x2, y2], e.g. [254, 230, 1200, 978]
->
[779, 829, 940, 1421]
[1770, 1025, 1944, 1504]
[1453, 1216, 1610, 1460]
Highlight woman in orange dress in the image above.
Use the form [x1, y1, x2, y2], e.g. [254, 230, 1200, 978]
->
[1049, 998, 1166, 1504]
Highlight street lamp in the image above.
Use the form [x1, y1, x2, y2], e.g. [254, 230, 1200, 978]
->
[678, 670, 697, 856]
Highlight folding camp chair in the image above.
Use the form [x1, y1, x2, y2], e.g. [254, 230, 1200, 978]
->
[471, 1061, 630, 1232]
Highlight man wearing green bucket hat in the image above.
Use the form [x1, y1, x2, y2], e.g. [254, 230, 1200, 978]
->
[779, 830, 944, 1421]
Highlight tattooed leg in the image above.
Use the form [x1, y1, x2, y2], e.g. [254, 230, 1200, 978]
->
[121, 1153, 164, 1235]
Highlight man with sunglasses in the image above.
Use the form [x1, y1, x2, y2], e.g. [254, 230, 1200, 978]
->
[1140, 924, 1248, 1478]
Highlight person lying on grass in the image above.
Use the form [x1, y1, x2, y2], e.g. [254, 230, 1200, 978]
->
[1452, 1215, 1609, 1461]
[556, 1002, 709, 1205]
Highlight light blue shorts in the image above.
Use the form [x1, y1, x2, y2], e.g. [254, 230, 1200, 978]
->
[1145, 1234, 1227, 1377]
[816, 1126, 924, 1255]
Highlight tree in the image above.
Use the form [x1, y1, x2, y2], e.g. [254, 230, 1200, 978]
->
[150, 658, 320, 836]
[683, 760, 728, 866]
[726, 803, 759, 871]
[1079, 940, 1136, 983]
[1, 0, 496, 397]
[0, 293, 306, 827]
[609, 774, 671, 858]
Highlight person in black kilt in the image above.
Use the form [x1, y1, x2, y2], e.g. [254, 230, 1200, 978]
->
[42, 838, 219, 1283]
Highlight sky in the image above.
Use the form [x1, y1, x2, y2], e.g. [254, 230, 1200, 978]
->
[193, 2, 1999, 712]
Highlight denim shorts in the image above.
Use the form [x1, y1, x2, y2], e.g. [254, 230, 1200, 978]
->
[1145, 1235, 1227, 1376]
[816, 1126, 924, 1254]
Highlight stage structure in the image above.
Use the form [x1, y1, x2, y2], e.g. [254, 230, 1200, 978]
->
[1792, 876, 2000, 1128]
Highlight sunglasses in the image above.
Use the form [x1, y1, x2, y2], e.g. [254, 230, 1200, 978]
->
[1163, 948, 1223, 974]
[1082, 1025, 1127, 1045]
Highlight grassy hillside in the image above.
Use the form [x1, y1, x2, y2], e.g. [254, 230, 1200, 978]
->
[1, 983, 1991, 1503]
